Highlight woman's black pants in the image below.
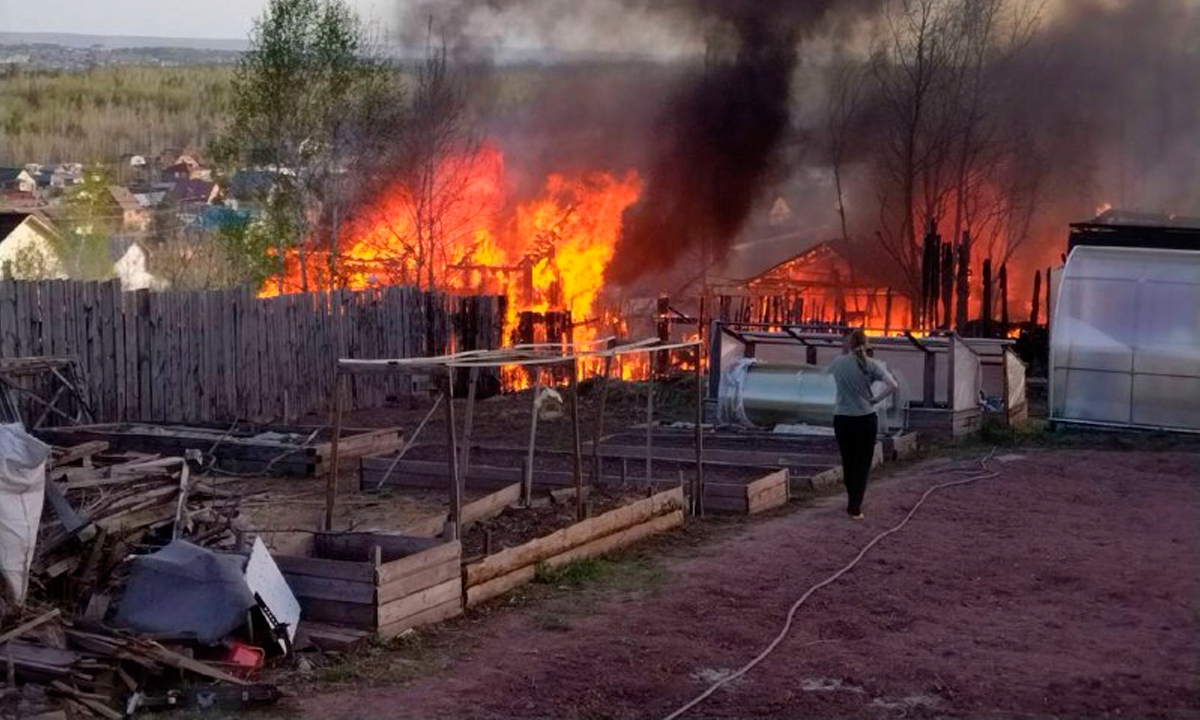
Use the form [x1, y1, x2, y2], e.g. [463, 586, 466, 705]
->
[834, 413, 878, 515]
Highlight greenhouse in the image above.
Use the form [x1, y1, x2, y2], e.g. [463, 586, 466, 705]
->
[1050, 245, 1200, 432]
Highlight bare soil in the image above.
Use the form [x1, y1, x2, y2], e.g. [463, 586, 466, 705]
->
[275, 447, 1199, 720]
[461, 489, 645, 558]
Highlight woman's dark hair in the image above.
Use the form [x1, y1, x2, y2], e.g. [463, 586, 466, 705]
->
[846, 328, 870, 373]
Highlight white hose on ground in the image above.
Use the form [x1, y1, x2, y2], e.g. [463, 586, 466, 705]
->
[662, 449, 1001, 720]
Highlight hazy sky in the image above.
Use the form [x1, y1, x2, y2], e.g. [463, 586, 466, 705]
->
[0, 0, 394, 40]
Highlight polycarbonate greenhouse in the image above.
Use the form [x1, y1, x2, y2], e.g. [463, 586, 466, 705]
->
[1050, 245, 1200, 432]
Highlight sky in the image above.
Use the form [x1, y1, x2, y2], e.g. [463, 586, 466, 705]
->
[0, 0, 393, 40]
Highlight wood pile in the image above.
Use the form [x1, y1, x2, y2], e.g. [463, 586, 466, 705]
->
[31, 442, 244, 611]
[0, 609, 280, 718]
[0, 441, 274, 718]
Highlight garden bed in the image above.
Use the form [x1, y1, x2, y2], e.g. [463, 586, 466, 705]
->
[273, 532, 463, 638]
[462, 487, 686, 608]
[37, 422, 404, 477]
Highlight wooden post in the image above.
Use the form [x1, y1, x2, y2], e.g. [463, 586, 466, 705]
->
[982, 258, 994, 338]
[444, 367, 461, 540]
[324, 371, 345, 532]
[693, 344, 705, 517]
[955, 232, 971, 332]
[645, 351, 655, 485]
[458, 365, 479, 480]
[1030, 270, 1043, 326]
[568, 359, 585, 522]
[999, 263, 1010, 332]
[524, 369, 541, 507]
[592, 340, 615, 487]
[941, 243, 954, 330]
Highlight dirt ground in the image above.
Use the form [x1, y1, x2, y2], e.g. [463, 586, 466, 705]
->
[270, 445, 1199, 720]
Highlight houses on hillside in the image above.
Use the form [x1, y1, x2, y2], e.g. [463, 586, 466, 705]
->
[0, 150, 258, 289]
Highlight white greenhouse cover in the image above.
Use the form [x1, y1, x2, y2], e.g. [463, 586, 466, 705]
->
[1050, 246, 1200, 432]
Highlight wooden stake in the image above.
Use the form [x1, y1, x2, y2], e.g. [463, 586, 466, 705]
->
[444, 367, 461, 540]
[569, 359, 585, 522]
[592, 340, 615, 487]
[645, 354, 655, 486]
[324, 372, 345, 532]
[524, 370, 541, 507]
[459, 365, 479, 480]
[1031, 270, 1043, 326]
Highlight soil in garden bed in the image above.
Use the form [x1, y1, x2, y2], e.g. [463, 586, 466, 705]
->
[401, 444, 772, 487]
[460, 488, 645, 558]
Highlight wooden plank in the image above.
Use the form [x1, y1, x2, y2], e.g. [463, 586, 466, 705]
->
[377, 557, 461, 605]
[747, 483, 789, 515]
[0, 282, 16, 358]
[376, 577, 460, 628]
[375, 540, 461, 586]
[464, 488, 684, 588]
[745, 468, 789, 496]
[0, 609, 60, 646]
[377, 597, 462, 639]
[542, 508, 684, 573]
[403, 483, 521, 538]
[703, 496, 749, 513]
[272, 554, 376, 583]
[295, 597, 376, 627]
[702, 482, 752, 499]
[99, 280, 117, 422]
[137, 289, 152, 421]
[315, 533, 443, 564]
[282, 574, 375, 605]
[465, 565, 536, 608]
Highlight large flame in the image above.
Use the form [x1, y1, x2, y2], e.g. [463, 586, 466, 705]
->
[263, 143, 643, 383]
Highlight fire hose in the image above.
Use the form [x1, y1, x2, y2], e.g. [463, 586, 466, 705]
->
[661, 449, 1001, 720]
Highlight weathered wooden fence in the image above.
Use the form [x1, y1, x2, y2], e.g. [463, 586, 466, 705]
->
[0, 281, 504, 424]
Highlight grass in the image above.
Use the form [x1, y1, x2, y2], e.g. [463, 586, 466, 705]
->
[532, 554, 666, 593]
[311, 631, 450, 686]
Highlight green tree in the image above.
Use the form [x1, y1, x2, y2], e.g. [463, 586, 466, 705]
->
[217, 0, 405, 293]
[56, 164, 116, 279]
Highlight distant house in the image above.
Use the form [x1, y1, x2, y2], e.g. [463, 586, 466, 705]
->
[108, 186, 151, 231]
[0, 211, 66, 280]
[163, 179, 221, 225]
[0, 168, 37, 194]
[109, 237, 167, 291]
[162, 154, 211, 182]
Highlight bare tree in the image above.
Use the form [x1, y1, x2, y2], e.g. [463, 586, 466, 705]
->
[353, 29, 488, 291]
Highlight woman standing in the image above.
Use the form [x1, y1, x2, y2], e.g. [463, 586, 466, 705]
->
[829, 329, 898, 520]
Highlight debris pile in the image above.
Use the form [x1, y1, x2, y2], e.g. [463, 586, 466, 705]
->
[1, 427, 287, 719]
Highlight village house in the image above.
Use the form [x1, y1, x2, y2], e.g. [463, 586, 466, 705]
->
[109, 236, 167, 291]
[0, 211, 67, 280]
[107, 185, 152, 231]
[0, 168, 38, 194]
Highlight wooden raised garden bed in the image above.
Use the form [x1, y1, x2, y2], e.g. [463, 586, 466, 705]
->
[273, 533, 462, 638]
[905, 405, 982, 439]
[36, 423, 404, 477]
[400, 482, 524, 538]
[463, 487, 686, 609]
[362, 443, 788, 516]
[702, 469, 790, 514]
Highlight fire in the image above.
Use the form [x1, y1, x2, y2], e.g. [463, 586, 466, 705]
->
[262, 143, 643, 386]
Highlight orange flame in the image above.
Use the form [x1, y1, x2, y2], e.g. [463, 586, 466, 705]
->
[262, 143, 644, 386]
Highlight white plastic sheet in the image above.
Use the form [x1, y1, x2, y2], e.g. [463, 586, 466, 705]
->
[1051, 246, 1200, 431]
[0, 423, 51, 605]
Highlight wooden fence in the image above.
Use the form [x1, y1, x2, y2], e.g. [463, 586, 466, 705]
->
[0, 281, 505, 424]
